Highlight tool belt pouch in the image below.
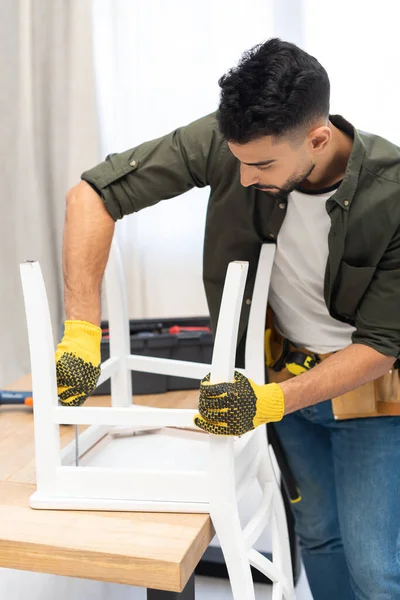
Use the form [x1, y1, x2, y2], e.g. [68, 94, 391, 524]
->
[331, 368, 400, 419]
[266, 334, 297, 385]
[265, 308, 313, 385]
[265, 308, 400, 419]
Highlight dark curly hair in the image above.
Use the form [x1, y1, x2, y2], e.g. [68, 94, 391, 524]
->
[216, 38, 330, 144]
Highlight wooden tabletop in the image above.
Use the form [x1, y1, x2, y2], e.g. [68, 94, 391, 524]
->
[0, 375, 214, 592]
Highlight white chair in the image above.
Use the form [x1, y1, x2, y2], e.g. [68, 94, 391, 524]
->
[20, 241, 294, 600]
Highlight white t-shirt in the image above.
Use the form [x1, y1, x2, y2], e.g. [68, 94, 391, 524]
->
[269, 187, 356, 354]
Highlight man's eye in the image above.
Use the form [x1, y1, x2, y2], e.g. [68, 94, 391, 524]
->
[257, 165, 272, 172]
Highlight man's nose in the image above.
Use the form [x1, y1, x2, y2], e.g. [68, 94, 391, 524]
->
[240, 165, 259, 188]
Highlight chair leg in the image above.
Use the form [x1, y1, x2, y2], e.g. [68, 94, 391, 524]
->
[104, 239, 133, 407]
[257, 436, 294, 599]
[208, 434, 256, 600]
[211, 501, 256, 600]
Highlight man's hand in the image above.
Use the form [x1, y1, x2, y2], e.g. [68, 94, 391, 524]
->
[194, 370, 284, 436]
[56, 320, 102, 406]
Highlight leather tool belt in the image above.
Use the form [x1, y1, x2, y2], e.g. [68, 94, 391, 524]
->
[265, 309, 400, 420]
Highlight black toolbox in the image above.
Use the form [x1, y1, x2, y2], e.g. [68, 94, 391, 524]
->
[96, 316, 214, 395]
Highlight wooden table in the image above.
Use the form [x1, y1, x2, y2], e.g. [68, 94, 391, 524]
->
[0, 375, 214, 599]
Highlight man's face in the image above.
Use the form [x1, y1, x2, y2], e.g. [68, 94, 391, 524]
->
[228, 134, 315, 200]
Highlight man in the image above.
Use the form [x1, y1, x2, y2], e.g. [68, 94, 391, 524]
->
[56, 38, 400, 599]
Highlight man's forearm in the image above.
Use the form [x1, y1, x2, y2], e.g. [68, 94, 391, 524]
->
[279, 343, 396, 415]
[63, 181, 115, 326]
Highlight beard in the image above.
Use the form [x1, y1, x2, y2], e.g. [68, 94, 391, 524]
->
[252, 162, 315, 201]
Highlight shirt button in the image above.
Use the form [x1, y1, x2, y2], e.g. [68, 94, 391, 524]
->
[343, 199, 349, 206]
[130, 160, 137, 167]
[245, 298, 252, 305]
[268, 233, 275, 239]
[278, 203, 286, 209]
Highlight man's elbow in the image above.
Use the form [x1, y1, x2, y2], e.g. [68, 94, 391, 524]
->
[353, 342, 397, 374]
[66, 181, 96, 205]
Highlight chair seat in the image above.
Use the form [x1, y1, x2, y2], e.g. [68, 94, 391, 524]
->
[29, 426, 261, 512]
[81, 427, 210, 473]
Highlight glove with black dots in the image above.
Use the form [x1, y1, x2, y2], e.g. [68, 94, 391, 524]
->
[55, 320, 102, 406]
[194, 370, 285, 436]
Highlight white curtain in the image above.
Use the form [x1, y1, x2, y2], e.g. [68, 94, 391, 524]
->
[0, 0, 100, 386]
[92, 0, 277, 321]
[0, 1, 138, 598]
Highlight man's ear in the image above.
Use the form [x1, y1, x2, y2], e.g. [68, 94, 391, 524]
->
[309, 126, 331, 153]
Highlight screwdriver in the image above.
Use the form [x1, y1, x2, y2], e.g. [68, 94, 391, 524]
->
[0, 390, 33, 406]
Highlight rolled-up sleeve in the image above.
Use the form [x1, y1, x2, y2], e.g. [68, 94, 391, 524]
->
[352, 227, 400, 358]
[81, 113, 222, 220]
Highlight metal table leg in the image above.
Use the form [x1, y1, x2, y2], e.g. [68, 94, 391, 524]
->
[147, 573, 195, 599]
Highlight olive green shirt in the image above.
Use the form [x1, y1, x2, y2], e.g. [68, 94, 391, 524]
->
[82, 114, 400, 359]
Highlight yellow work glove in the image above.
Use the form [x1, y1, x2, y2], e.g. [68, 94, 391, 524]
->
[194, 370, 284, 436]
[55, 320, 102, 406]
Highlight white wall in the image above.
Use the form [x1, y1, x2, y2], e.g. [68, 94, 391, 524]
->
[303, 0, 400, 143]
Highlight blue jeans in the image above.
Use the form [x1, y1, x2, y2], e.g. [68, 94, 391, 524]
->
[273, 400, 400, 600]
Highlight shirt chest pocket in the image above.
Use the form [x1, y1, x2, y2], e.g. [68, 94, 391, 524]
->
[334, 261, 376, 317]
